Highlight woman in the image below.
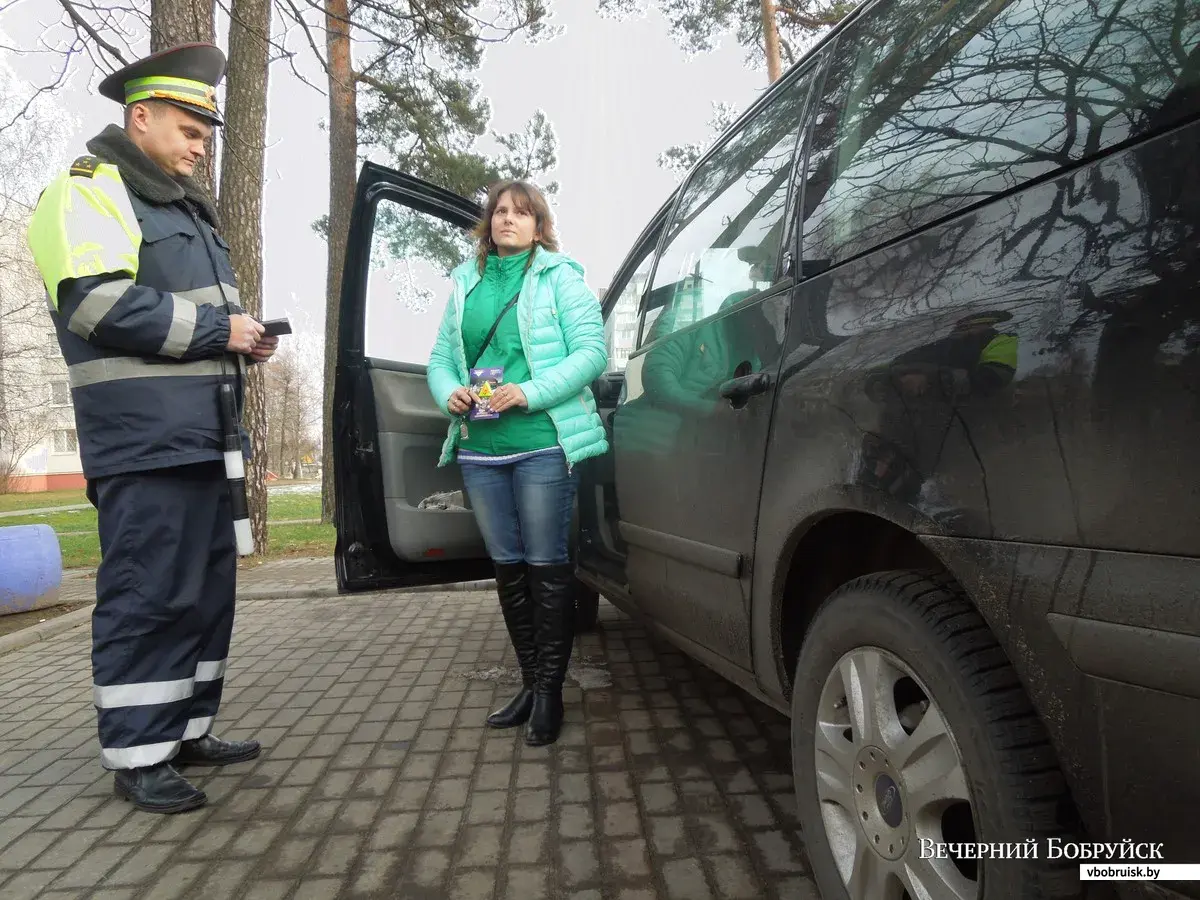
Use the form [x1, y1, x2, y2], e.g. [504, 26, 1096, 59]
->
[427, 179, 608, 746]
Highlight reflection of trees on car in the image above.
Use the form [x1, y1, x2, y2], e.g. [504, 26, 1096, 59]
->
[800, 0, 1200, 278]
[644, 71, 811, 353]
[642, 290, 773, 413]
[657, 65, 812, 261]
[795, 0, 1199, 349]
[787, 0, 1197, 546]
[865, 312, 1018, 402]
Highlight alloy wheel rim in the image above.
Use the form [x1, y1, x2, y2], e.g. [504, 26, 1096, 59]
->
[814, 646, 980, 900]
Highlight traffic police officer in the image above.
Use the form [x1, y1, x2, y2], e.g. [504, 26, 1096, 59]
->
[26, 43, 276, 814]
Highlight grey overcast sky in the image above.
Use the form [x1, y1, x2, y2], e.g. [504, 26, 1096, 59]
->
[1, 2, 769, 361]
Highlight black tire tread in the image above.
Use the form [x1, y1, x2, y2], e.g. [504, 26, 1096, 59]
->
[812, 569, 1083, 900]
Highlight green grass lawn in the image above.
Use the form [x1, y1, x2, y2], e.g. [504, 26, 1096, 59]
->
[4, 508, 98, 532]
[4, 484, 330, 569]
[0, 489, 87, 512]
[266, 491, 323, 521]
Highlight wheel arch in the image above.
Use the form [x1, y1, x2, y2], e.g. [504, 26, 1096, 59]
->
[771, 508, 949, 701]
[767, 502, 1111, 857]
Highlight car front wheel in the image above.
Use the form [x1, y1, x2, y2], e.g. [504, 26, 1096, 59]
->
[791, 570, 1081, 900]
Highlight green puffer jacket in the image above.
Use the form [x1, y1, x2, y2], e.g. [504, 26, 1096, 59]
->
[427, 246, 609, 470]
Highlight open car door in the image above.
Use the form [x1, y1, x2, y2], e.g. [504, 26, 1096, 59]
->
[332, 162, 494, 592]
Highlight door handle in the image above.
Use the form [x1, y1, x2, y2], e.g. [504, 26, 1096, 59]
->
[718, 372, 771, 403]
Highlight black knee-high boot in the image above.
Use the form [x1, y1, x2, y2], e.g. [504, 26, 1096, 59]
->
[526, 562, 576, 746]
[487, 562, 538, 728]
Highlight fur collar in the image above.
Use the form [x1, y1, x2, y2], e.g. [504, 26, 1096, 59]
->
[86, 124, 220, 228]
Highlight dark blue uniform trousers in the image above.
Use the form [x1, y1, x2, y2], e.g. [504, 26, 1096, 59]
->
[87, 461, 236, 770]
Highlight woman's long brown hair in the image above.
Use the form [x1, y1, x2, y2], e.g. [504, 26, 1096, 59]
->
[473, 180, 560, 274]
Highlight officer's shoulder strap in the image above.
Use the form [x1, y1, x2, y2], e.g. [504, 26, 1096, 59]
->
[69, 155, 101, 178]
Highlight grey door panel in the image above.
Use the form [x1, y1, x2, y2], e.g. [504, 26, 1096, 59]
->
[369, 367, 485, 562]
[369, 366, 454, 434]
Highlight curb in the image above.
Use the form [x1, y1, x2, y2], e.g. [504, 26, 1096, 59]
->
[236, 579, 497, 602]
[0, 579, 499, 656]
[0, 605, 94, 656]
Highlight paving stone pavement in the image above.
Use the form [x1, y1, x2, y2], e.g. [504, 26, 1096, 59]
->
[0, 588, 821, 900]
[58, 558, 347, 606]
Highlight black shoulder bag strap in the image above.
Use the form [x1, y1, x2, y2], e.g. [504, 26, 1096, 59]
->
[467, 287, 521, 370]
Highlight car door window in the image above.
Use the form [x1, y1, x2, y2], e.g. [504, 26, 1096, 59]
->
[364, 198, 474, 364]
[800, 0, 1200, 269]
[640, 67, 816, 346]
[604, 228, 660, 373]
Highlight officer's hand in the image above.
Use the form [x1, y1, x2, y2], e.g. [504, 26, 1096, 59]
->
[227, 315, 265, 354]
[250, 335, 279, 362]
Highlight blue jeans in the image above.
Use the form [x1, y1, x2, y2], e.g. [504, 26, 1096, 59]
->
[460, 451, 579, 566]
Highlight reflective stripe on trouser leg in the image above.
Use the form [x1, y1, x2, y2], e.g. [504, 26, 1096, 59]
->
[91, 462, 235, 769]
[187, 481, 237, 739]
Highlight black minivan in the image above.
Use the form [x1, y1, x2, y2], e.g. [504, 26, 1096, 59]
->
[332, 0, 1200, 897]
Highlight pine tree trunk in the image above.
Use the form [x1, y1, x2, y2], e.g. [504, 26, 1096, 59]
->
[761, 0, 783, 83]
[217, 0, 272, 555]
[150, 0, 217, 194]
[320, 0, 358, 524]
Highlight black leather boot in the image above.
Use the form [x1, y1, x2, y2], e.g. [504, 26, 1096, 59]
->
[487, 562, 539, 729]
[526, 562, 576, 746]
[174, 734, 261, 767]
[113, 762, 206, 813]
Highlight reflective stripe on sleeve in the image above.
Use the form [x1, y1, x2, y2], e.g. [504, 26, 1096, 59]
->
[159, 293, 198, 358]
[176, 284, 240, 309]
[67, 279, 129, 340]
[67, 281, 239, 352]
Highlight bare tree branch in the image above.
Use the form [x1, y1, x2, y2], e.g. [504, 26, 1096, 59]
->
[58, 0, 130, 64]
[274, 0, 332, 83]
[0, 47, 76, 136]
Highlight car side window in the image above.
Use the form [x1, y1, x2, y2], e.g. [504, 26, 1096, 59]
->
[604, 227, 660, 372]
[799, 0, 1200, 268]
[640, 67, 816, 347]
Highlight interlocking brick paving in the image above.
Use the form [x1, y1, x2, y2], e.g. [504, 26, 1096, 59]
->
[0, 589, 819, 899]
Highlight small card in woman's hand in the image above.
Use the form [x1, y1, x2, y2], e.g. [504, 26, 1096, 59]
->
[469, 367, 503, 420]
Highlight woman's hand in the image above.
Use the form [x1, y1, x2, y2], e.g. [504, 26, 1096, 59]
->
[490, 383, 528, 413]
[448, 387, 475, 415]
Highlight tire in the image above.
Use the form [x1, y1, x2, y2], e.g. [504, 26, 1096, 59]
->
[573, 580, 600, 633]
[791, 570, 1080, 900]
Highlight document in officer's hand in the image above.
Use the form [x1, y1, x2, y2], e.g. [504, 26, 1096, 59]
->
[260, 317, 292, 337]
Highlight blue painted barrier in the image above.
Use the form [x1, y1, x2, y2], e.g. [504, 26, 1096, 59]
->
[0, 524, 63, 616]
